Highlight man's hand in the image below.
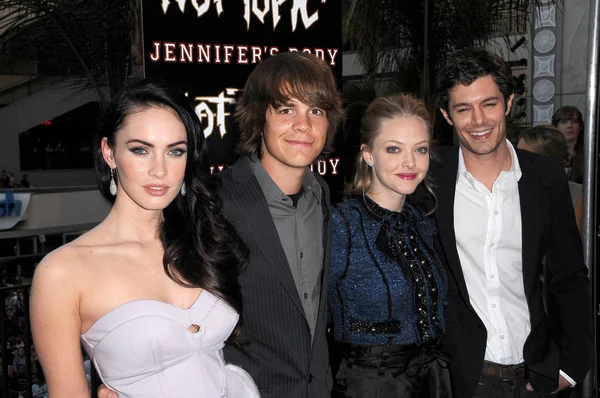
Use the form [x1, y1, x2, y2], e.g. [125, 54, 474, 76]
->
[97, 384, 119, 398]
[525, 374, 572, 394]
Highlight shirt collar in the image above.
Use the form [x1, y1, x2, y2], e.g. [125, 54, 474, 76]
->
[248, 156, 322, 205]
[457, 139, 522, 184]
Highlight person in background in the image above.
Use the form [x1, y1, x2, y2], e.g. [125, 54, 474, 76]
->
[8, 173, 17, 188]
[517, 125, 583, 232]
[32, 361, 49, 398]
[12, 347, 27, 371]
[329, 94, 450, 398]
[1, 170, 9, 187]
[20, 174, 31, 188]
[551, 106, 585, 184]
[9, 364, 27, 398]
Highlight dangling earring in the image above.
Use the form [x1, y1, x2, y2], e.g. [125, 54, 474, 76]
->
[180, 181, 187, 196]
[109, 168, 117, 196]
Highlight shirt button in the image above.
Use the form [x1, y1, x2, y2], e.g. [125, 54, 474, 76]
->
[490, 243, 495, 247]
[300, 252, 304, 259]
[492, 304, 497, 308]
[490, 275, 496, 279]
[304, 293, 308, 299]
[500, 335, 505, 340]
[308, 374, 313, 383]
[494, 211, 498, 215]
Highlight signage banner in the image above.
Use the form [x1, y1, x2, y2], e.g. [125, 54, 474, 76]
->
[141, 0, 342, 170]
[0, 191, 31, 230]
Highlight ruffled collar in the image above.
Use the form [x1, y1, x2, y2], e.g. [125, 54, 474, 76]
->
[354, 194, 418, 227]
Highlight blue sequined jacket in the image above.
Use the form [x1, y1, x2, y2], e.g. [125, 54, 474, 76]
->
[328, 195, 448, 346]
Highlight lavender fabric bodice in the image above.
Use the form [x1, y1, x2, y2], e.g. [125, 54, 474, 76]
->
[81, 291, 260, 398]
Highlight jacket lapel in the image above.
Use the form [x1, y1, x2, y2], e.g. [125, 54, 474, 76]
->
[230, 157, 306, 318]
[314, 176, 331, 349]
[516, 150, 542, 297]
[434, 147, 477, 313]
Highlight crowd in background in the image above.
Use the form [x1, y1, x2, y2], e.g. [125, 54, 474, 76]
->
[0, 289, 47, 398]
[0, 171, 30, 189]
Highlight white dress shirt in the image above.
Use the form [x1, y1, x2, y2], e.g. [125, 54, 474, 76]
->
[454, 140, 528, 365]
[453, 141, 575, 386]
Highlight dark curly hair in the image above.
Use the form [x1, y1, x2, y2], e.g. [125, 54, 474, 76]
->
[94, 79, 248, 340]
[234, 52, 343, 159]
[435, 47, 514, 112]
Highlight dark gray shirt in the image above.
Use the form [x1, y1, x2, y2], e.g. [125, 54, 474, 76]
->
[249, 158, 324, 336]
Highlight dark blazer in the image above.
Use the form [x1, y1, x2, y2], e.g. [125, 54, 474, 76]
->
[220, 156, 333, 398]
[420, 145, 592, 397]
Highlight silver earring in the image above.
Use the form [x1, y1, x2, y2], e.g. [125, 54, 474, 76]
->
[180, 181, 187, 196]
[109, 168, 117, 196]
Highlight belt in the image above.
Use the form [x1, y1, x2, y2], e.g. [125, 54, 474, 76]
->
[341, 339, 441, 360]
[482, 361, 527, 381]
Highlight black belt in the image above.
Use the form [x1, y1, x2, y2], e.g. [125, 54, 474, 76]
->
[482, 361, 528, 381]
[342, 339, 440, 358]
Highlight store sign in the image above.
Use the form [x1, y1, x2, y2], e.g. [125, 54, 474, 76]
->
[142, 0, 342, 168]
[0, 191, 30, 230]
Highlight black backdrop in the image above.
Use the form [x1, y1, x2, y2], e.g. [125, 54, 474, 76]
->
[142, 0, 342, 170]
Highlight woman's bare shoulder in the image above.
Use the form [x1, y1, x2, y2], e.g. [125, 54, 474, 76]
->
[34, 228, 115, 284]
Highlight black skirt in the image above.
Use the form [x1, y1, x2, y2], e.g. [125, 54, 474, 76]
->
[332, 340, 452, 398]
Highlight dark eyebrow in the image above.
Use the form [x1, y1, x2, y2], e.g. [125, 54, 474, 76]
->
[451, 102, 471, 110]
[481, 96, 500, 103]
[126, 139, 187, 148]
[167, 141, 188, 147]
[384, 140, 429, 145]
[451, 96, 500, 110]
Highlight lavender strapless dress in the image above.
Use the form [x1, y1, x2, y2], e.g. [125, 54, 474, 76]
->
[81, 291, 260, 398]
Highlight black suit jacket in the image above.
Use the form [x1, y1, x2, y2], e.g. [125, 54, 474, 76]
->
[220, 156, 332, 398]
[419, 146, 592, 397]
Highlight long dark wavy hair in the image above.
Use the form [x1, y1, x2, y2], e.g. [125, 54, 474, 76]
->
[94, 79, 248, 340]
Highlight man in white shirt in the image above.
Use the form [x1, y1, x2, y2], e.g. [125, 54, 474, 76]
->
[425, 48, 592, 397]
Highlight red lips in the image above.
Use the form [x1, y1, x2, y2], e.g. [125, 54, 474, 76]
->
[396, 173, 417, 180]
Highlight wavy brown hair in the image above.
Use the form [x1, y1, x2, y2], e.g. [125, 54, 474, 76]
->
[235, 52, 343, 159]
[518, 125, 569, 165]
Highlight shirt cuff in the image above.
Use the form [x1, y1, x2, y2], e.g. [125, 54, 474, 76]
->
[560, 370, 576, 387]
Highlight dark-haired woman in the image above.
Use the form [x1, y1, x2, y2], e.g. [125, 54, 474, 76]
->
[30, 80, 259, 397]
[552, 106, 585, 183]
[329, 95, 451, 398]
